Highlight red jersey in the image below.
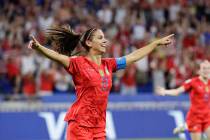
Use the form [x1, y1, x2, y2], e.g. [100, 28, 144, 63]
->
[22, 75, 36, 96]
[40, 72, 54, 91]
[182, 77, 210, 123]
[64, 56, 117, 128]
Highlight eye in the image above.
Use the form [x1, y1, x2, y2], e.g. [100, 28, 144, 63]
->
[98, 35, 103, 39]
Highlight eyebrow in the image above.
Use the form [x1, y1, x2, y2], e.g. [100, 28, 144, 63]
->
[98, 35, 103, 38]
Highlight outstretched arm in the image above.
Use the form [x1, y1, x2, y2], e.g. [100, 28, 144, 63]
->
[125, 34, 174, 66]
[155, 86, 185, 96]
[29, 35, 69, 68]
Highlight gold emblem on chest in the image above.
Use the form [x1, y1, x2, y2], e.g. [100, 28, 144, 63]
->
[105, 66, 110, 75]
[99, 66, 110, 77]
[99, 69, 104, 77]
[205, 86, 209, 92]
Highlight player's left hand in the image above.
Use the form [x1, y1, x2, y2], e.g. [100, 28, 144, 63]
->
[155, 34, 174, 47]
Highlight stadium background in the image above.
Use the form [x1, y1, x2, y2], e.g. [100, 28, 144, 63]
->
[0, 0, 209, 140]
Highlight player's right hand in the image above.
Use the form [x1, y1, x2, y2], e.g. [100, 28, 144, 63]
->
[155, 86, 166, 96]
[28, 35, 41, 49]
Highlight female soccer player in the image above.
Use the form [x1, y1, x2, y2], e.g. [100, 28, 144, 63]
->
[29, 26, 173, 140]
[156, 60, 210, 140]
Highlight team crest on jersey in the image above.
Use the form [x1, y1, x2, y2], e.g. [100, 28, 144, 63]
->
[99, 69, 104, 77]
[205, 86, 209, 92]
[101, 76, 109, 91]
[105, 66, 110, 75]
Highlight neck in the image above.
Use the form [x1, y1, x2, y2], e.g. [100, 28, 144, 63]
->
[199, 76, 208, 84]
[87, 53, 102, 66]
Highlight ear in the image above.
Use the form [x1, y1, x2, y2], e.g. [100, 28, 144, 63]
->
[85, 40, 92, 48]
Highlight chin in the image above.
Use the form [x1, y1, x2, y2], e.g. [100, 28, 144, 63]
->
[100, 48, 106, 53]
[99, 51, 106, 55]
[95, 46, 106, 54]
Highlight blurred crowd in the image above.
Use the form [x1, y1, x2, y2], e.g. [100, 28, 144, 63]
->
[0, 0, 209, 99]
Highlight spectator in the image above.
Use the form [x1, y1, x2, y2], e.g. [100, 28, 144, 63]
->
[54, 67, 73, 94]
[38, 69, 54, 96]
[0, 0, 209, 98]
[121, 64, 137, 95]
[22, 72, 36, 98]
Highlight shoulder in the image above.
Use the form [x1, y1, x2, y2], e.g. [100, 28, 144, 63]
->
[70, 56, 83, 60]
[102, 57, 115, 61]
[67, 56, 84, 68]
[65, 56, 85, 74]
[102, 58, 117, 71]
[102, 58, 116, 64]
[69, 56, 85, 62]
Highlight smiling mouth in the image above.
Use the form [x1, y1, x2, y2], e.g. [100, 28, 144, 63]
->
[101, 44, 107, 48]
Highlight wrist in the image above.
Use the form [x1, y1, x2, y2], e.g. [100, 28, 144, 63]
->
[150, 41, 158, 48]
[34, 44, 42, 50]
[154, 40, 161, 47]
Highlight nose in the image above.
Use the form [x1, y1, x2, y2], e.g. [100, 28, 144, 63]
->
[103, 39, 110, 46]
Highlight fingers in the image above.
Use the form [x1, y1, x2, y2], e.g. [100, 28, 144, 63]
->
[164, 34, 174, 42]
[28, 35, 39, 49]
[29, 35, 37, 42]
[167, 34, 174, 38]
[156, 34, 175, 46]
[161, 34, 174, 43]
[165, 40, 172, 45]
[28, 41, 33, 49]
[163, 34, 174, 39]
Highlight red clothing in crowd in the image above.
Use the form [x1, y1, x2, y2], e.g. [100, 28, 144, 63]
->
[6, 62, 20, 79]
[182, 34, 197, 48]
[40, 72, 54, 92]
[166, 56, 175, 71]
[22, 74, 36, 96]
[121, 65, 137, 87]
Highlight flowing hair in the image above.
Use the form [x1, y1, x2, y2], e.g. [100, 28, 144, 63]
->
[46, 26, 97, 56]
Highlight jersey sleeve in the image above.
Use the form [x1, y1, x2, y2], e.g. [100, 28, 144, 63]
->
[103, 57, 127, 72]
[103, 58, 117, 72]
[65, 57, 78, 75]
[182, 79, 193, 92]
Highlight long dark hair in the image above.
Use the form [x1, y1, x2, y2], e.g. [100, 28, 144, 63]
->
[46, 26, 97, 56]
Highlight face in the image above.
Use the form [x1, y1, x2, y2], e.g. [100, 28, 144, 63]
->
[199, 60, 210, 79]
[86, 29, 109, 54]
